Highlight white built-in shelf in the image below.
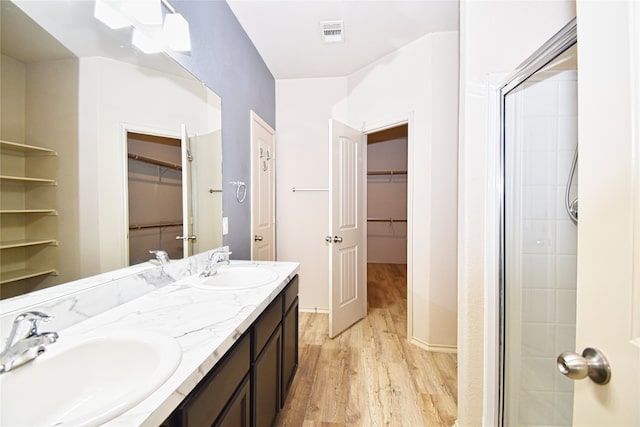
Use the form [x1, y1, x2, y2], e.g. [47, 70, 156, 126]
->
[0, 268, 58, 285]
[0, 175, 57, 185]
[0, 209, 58, 215]
[0, 140, 57, 155]
[0, 239, 58, 250]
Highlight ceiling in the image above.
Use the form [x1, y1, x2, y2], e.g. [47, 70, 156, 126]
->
[226, 0, 460, 79]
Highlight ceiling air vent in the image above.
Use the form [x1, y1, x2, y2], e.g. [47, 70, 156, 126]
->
[320, 20, 344, 43]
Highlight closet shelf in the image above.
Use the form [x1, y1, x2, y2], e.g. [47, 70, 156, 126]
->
[0, 175, 57, 184]
[0, 239, 58, 250]
[0, 209, 58, 215]
[0, 140, 57, 155]
[1, 268, 58, 285]
[128, 153, 182, 171]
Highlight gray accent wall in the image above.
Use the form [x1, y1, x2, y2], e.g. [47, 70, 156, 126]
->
[170, 0, 275, 259]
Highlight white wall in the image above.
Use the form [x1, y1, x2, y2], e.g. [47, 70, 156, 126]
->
[457, 1, 575, 425]
[349, 31, 459, 350]
[276, 31, 459, 350]
[276, 77, 348, 311]
[78, 57, 215, 277]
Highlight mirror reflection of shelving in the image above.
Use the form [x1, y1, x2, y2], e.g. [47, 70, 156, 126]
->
[0, 140, 59, 287]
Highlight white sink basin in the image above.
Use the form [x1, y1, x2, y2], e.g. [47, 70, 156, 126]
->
[0, 329, 181, 426]
[192, 265, 279, 290]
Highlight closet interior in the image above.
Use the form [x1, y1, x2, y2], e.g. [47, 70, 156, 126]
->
[366, 124, 408, 264]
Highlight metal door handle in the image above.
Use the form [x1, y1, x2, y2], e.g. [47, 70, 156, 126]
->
[325, 236, 332, 243]
[176, 235, 197, 241]
[557, 347, 611, 385]
[254, 235, 263, 242]
[333, 236, 343, 243]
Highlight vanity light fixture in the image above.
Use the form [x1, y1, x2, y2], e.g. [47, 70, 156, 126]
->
[94, 0, 191, 54]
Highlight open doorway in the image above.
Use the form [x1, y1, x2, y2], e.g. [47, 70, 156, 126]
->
[365, 124, 408, 333]
[127, 131, 183, 265]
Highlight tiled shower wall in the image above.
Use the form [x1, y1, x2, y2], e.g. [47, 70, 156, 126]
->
[508, 70, 578, 426]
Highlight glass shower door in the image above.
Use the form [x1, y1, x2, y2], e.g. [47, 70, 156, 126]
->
[502, 43, 578, 426]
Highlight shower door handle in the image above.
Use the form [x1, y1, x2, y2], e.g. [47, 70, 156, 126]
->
[557, 347, 611, 384]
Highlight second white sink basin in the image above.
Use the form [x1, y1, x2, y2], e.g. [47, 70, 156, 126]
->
[192, 265, 279, 290]
[0, 329, 181, 427]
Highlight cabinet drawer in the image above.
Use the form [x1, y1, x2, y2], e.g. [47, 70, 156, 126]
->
[283, 275, 298, 314]
[178, 333, 250, 426]
[253, 295, 282, 358]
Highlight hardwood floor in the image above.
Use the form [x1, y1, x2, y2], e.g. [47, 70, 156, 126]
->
[276, 263, 457, 427]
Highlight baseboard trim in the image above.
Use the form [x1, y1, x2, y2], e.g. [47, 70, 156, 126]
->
[299, 307, 329, 314]
[409, 337, 458, 353]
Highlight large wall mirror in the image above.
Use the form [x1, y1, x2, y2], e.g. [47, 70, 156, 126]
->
[0, 0, 223, 299]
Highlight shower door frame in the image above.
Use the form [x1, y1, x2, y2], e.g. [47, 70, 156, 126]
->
[492, 17, 577, 427]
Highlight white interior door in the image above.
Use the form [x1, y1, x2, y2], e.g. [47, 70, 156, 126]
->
[328, 118, 366, 338]
[191, 130, 223, 254]
[251, 111, 276, 261]
[180, 124, 194, 258]
[571, 1, 639, 423]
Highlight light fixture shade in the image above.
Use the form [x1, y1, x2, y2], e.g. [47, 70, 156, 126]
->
[163, 13, 191, 52]
[123, 0, 163, 25]
[94, 0, 130, 29]
[132, 28, 163, 54]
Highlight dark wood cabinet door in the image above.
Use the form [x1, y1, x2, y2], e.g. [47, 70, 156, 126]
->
[216, 375, 250, 427]
[281, 299, 298, 404]
[253, 326, 282, 427]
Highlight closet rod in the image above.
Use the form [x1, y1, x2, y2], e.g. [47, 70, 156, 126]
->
[129, 221, 183, 230]
[367, 170, 407, 176]
[128, 153, 182, 171]
[292, 187, 328, 192]
[367, 218, 408, 223]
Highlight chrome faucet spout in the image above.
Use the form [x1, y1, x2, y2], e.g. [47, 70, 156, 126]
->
[149, 250, 170, 267]
[0, 311, 58, 374]
[200, 250, 232, 277]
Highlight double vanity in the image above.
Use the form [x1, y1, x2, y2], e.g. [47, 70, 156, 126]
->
[0, 252, 300, 426]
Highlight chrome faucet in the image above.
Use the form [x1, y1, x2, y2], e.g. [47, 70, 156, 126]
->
[200, 249, 232, 277]
[0, 311, 59, 373]
[149, 250, 170, 267]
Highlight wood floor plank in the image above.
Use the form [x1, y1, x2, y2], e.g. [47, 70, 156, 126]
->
[276, 263, 457, 427]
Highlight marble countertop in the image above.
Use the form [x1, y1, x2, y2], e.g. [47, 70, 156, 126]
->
[27, 260, 299, 426]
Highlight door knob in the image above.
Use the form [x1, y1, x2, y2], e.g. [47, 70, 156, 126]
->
[333, 236, 343, 243]
[557, 347, 611, 385]
[176, 235, 197, 241]
[254, 235, 263, 242]
[325, 236, 333, 243]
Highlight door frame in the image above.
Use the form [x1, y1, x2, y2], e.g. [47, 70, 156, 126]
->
[362, 113, 414, 341]
[121, 123, 181, 265]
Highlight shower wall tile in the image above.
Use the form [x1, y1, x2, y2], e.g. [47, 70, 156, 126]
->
[553, 391, 574, 425]
[521, 357, 557, 391]
[523, 116, 558, 152]
[522, 322, 557, 357]
[556, 290, 577, 324]
[519, 391, 555, 426]
[522, 289, 556, 323]
[556, 220, 578, 254]
[523, 220, 556, 254]
[522, 254, 556, 288]
[523, 80, 559, 116]
[524, 186, 558, 220]
[523, 151, 558, 185]
[556, 254, 577, 289]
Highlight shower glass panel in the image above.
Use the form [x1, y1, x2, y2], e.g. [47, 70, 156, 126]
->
[502, 43, 578, 426]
